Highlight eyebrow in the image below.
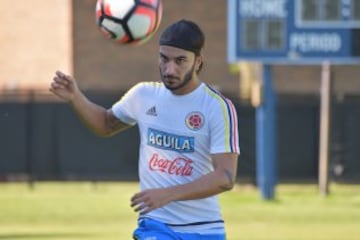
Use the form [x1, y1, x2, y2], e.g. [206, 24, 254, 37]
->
[159, 52, 188, 59]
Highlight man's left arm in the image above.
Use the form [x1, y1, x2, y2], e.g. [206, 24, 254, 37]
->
[131, 152, 239, 213]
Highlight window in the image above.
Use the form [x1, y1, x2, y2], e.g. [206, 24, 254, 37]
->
[302, 0, 317, 20]
[352, 0, 360, 20]
[242, 20, 285, 51]
[323, 0, 341, 20]
[301, 0, 341, 22]
[243, 20, 261, 50]
[267, 21, 284, 49]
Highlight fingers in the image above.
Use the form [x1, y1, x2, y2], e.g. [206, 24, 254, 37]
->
[49, 79, 67, 94]
[131, 192, 145, 209]
[51, 77, 65, 89]
[49, 71, 73, 90]
[55, 71, 72, 85]
[55, 70, 72, 81]
[49, 71, 77, 102]
[134, 202, 150, 213]
[131, 192, 152, 214]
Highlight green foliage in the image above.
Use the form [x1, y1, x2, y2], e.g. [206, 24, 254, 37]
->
[0, 182, 359, 240]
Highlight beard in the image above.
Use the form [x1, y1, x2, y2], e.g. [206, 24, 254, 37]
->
[160, 63, 196, 91]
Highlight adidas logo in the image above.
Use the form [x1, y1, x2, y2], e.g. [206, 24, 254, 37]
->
[146, 106, 157, 116]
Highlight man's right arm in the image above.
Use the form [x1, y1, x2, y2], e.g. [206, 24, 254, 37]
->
[50, 70, 130, 137]
[70, 92, 131, 137]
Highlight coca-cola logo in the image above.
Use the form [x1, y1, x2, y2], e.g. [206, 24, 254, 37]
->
[149, 153, 193, 176]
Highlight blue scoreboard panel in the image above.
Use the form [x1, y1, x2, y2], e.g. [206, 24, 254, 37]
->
[228, 0, 360, 64]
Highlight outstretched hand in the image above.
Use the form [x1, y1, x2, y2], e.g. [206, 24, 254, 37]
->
[49, 71, 79, 102]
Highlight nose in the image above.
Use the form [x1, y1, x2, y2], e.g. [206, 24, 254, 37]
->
[163, 61, 176, 75]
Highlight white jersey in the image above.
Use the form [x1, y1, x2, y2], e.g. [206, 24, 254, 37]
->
[112, 81, 240, 234]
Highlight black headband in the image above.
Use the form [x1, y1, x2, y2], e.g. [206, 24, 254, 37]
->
[159, 19, 204, 55]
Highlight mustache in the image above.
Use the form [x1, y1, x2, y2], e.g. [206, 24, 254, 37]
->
[163, 75, 180, 80]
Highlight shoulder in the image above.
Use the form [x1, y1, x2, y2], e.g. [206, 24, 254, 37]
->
[131, 81, 163, 93]
[126, 81, 164, 97]
[134, 81, 163, 90]
[202, 84, 236, 111]
[202, 85, 238, 135]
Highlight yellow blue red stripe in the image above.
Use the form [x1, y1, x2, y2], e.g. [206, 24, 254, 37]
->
[205, 85, 239, 153]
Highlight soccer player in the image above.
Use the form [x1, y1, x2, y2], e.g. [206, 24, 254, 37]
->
[50, 19, 240, 240]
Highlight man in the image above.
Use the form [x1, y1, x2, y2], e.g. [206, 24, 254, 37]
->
[50, 19, 240, 240]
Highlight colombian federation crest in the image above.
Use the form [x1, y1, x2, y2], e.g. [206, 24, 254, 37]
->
[185, 112, 204, 130]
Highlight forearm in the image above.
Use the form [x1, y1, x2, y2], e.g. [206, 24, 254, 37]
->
[70, 91, 110, 137]
[131, 153, 238, 213]
[168, 168, 235, 201]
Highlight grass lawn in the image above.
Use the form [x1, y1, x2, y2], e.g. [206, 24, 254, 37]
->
[0, 182, 359, 240]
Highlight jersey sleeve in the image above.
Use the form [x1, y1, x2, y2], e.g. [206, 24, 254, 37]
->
[111, 82, 144, 126]
[209, 97, 240, 155]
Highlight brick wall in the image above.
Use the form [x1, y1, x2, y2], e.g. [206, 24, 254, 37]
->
[273, 65, 360, 95]
[0, 0, 72, 90]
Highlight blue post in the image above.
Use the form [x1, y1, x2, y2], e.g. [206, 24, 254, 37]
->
[256, 64, 277, 200]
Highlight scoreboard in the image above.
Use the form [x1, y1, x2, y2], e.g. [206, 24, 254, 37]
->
[228, 0, 360, 64]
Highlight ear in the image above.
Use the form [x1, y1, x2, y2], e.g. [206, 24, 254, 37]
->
[195, 54, 203, 71]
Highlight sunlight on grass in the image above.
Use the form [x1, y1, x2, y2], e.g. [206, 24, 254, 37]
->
[0, 182, 360, 240]
[220, 183, 360, 240]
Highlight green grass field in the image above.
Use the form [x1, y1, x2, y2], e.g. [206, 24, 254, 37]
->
[0, 182, 359, 240]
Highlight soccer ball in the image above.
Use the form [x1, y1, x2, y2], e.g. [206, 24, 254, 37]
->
[95, 0, 163, 45]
